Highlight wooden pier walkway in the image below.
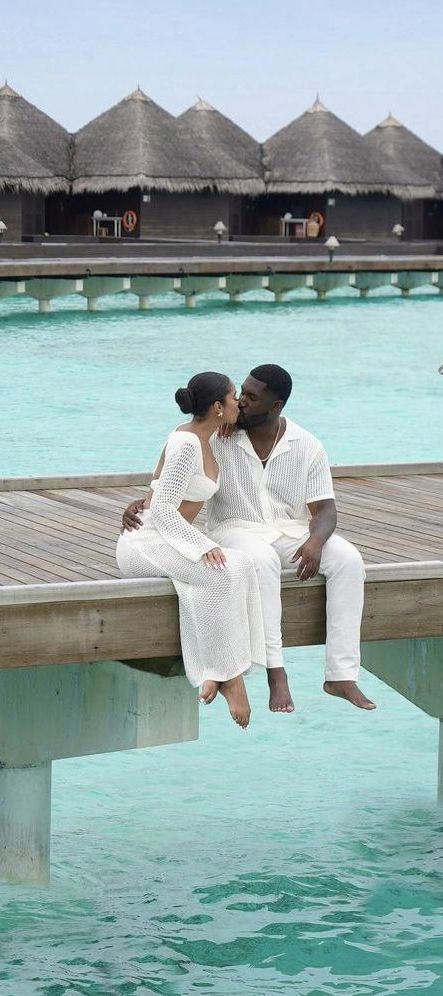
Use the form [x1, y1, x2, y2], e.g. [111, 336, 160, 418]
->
[0, 463, 442, 667]
[0, 464, 442, 586]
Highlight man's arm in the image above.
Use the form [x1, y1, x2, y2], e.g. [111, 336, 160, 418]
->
[121, 446, 166, 531]
[290, 499, 337, 580]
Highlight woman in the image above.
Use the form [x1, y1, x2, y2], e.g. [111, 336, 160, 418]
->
[116, 372, 266, 729]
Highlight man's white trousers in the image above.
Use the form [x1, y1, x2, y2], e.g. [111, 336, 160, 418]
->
[213, 528, 365, 682]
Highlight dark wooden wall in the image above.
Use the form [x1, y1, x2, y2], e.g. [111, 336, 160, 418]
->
[46, 190, 141, 237]
[0, 191, 22, 239]
[22, 193, 45, 235]
[327, 194, 402, 239]
[140, 192, 231, 239]
[245, 194, 327, 236]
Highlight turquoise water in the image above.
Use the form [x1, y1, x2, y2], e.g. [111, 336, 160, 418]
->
[1, 289, 442, 476]
[0, 291, 443, 995]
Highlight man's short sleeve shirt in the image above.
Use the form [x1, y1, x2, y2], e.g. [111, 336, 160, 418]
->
[208, 418, 335, 543]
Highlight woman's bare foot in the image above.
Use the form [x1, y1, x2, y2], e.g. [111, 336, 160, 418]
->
[268, 667, 295, 713]
[323, 680, 376, 710]
[220, 676, 251, 729]
[199, 680, 220, 705]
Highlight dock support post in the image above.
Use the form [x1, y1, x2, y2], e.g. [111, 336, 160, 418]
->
[0, 762, 51, 885]
[0, 661, 197, 885]
[38, 299, 51, 314]
[138, 295, 150, 310]
[185, 293, 197, 308]
[438, 721, 443, 805]
[87, 297, 98, 312]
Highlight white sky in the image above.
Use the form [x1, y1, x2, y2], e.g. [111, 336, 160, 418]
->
[1, 0, 442, 149]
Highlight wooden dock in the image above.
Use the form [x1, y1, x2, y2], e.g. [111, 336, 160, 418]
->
[0, 462, 442, 884]
[2, 251, 443, 309]
[0, 462, 442, 666]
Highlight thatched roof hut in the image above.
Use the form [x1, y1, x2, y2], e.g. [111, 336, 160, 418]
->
[364, 113, 443, 193]
[263, 97, 434, 199]
[0, 83, 70, 192]
[176, 99, 265, 195]
[72, 87, 218, 194]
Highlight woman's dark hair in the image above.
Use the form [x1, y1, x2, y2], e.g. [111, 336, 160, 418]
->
[175, 371, 231, 417]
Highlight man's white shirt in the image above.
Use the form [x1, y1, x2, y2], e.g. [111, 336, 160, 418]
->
[208, 418, 335, 543]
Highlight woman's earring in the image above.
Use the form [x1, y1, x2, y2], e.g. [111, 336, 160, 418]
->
[217, 411, 223, 418]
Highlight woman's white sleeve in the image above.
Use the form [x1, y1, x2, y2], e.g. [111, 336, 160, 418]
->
[150, 437, 217, 562]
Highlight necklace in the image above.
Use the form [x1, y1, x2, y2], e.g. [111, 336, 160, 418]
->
[249, 418, 281, 465]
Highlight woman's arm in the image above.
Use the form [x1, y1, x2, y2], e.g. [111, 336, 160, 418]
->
[150, 435, 219, 562]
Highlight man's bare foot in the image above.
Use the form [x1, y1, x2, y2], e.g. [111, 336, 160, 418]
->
[220, 676, 251, 729]
[268, 667, 295, 713]
[199, 680, 219, 705]
[323, 680, 376, 710]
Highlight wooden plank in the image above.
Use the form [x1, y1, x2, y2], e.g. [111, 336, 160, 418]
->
[0, 470, 441, 589]
[0, 544, 106, 583]
[0, 541, 117, 581]
[0, 463, 441, 492]
[0, 503, 118, 546]
[0, 473, 150, 492]
[1, 577, 442, 668]
[332, 463, 443, 478]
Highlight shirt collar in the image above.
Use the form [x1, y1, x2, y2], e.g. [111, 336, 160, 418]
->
[235, 417, 303, 461]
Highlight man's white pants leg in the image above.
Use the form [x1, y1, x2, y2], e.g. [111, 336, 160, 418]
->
[214, 528, 365, 682]
[274, 533, 366, 682]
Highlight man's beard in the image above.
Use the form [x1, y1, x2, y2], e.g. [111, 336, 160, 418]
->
[237, 410, 271, 429]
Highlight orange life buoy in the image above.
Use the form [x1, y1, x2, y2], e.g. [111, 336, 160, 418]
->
[308, 211, 324, 229]
[122, 209, 138, 232]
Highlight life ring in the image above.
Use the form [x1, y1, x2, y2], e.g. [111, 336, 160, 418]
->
[308, 211, 324, 229]
[122, 209, 138, 232]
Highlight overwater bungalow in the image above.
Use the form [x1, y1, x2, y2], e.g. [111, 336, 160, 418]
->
[176, 99, 265, 236]
[1, 85, 442, 243]
[48, 89, 264, 240]
[252, 98, 434, 239]
[48, 87, 202, 239]
[364, 114, 443, 239]
[0, 83, 70, 239]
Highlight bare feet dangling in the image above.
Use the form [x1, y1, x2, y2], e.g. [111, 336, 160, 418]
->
[323, 680, 376, 710]
[220, 676, 251, 729]
[199, 680, 220, 705]
[268, 667, 295, 713]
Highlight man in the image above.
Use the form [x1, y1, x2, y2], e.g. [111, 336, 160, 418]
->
[122, 364, 375, 712]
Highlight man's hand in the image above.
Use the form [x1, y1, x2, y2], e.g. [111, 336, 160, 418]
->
[121, 498, 147, 533]
[290, 537, 323, 581]
[202, 547, 227, 569]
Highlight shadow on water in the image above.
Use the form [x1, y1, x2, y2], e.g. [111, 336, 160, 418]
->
[0, 286, 442, 331]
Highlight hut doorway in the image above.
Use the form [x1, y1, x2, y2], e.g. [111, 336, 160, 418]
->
[45, 190, 141, 238]
[242, 195, 326, 238]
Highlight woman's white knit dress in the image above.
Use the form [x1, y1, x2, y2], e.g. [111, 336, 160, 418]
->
[116, 431, 266, 687]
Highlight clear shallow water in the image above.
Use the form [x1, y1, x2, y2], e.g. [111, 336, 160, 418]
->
[1, 289, 442, 476]
[0, 292, 442, 995]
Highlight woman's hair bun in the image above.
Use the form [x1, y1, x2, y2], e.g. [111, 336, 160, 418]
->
[175, 386, 194, 414]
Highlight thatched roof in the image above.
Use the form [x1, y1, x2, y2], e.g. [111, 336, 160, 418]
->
[263, 97, 434, 199]
[72, 87, 220, 194]
[364, 113, 443, 194]
[176, 99, 265, 195]
[0, 83, 71, 193]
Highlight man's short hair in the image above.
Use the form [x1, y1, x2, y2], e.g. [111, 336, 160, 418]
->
[250, 364, 292, 406]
